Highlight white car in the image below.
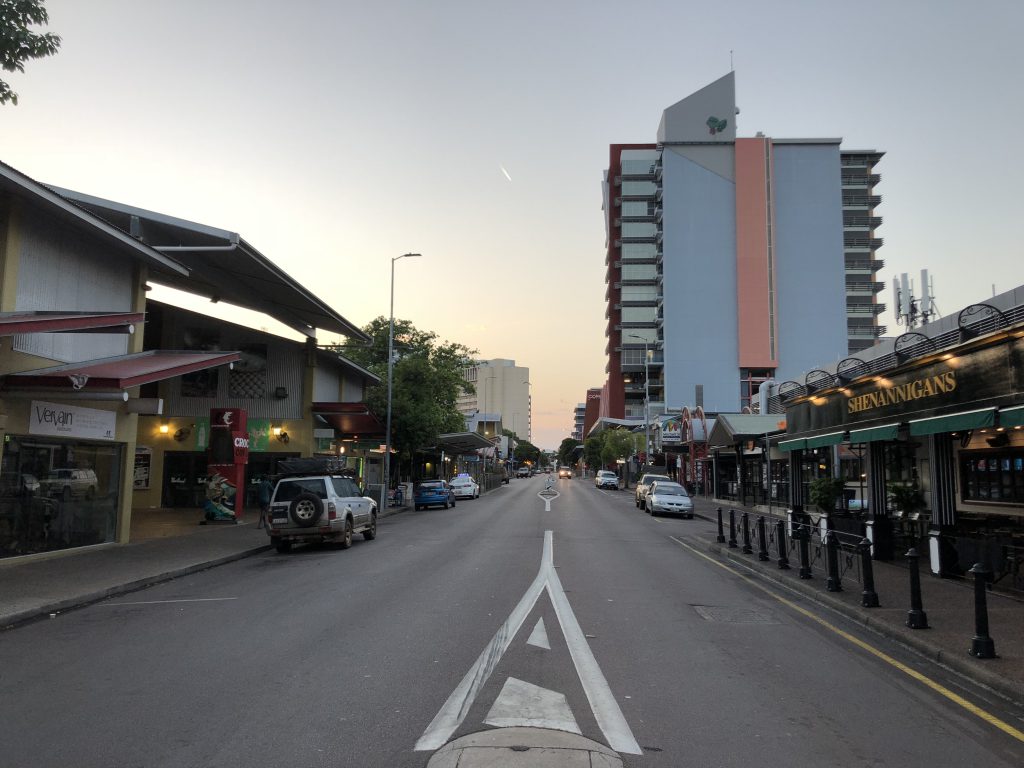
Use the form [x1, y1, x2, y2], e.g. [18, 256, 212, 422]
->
[449, 476, 480, 499]
[267, 473, 377, 553]
[595, 470, 620, 490]
[645, 481, 694, 517]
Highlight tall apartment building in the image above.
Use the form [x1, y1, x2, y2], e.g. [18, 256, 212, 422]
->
[601, 72, 884, 420]
[457, 358, 532, 442]
[572, 403, 585, 441]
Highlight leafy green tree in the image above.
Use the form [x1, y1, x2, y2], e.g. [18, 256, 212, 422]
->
[335, 317, 476, 471]
[1, 0, 61, 106]
[557, 437, 581, 466]
[583, 435, 603, 469]
[600, 429, 635, 467]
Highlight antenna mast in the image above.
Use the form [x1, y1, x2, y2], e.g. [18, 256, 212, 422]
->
[893, 270, 938, 329]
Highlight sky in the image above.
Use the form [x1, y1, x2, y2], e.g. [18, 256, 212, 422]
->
[1, 0, 1022, 449]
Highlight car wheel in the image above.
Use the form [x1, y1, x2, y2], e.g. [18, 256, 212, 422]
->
[451, 498, 456, 507]
[289, 492, 323, 528]
[444, 499, 450, 509]
[339, 518, 353, 549]
[363, 514, 377, 540]
[272, 537, 291, 554]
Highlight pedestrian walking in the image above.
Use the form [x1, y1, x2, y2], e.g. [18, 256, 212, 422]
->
[257, 477, 273, 529]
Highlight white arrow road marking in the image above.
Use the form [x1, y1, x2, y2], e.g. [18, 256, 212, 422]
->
[537, 490, 560, 511]
[414, 531, 641, 755]
[484, 677, 581, 734]
[526, 618, 550, 650]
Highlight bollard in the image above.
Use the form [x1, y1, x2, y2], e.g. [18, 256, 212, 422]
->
[716, 507, 726, 544]
[757, 516, 770, 561]
[905, 548, 929, 629]
[859, 538, 879, 607]
[741, 513, 753, 555]
[825, 531, 843, 592]
[798, 516, 812, 579]
[968, 563, 996, 659]
[776, 519, 790, 570]
[728, 509, 738, 549]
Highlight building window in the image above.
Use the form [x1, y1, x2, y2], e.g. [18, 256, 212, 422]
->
[620, 222, 656, 239]
[620, 286, 658, 302]
[620, 181, 656, 197]
[621, 243, 657, 260]
[739, 368, 774, 409]
[960, 450, 1024, 504]
[621, 264, 657, 281]
[621, 306, 657, 324]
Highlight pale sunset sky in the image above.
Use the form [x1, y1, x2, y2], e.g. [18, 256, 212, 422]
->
[1, 0, 1022, 448]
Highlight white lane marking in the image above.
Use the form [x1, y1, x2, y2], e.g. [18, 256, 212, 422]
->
[546, 561, 641, 755]
[415, 531, 641, 755]
[537, 490, 560, 512]
[103, 597, 239, 606]
[526, 618, 550, 650]
[414, 533, 551, 752]
[484, 677, 581, 734]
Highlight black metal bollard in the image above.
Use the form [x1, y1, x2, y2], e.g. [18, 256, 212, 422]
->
[825, 531, 843, 592]
[968, 563, 996, 658]
[728, 510, 738, 548]
[776, 519, 790, 570]
[905, 548, 929, 629]
[757, 516, 770, 561]
[741, 513, 753, 555]
[859, 538, 879, 607]
[716, 507, 726, 544]
[797, 516, 813, 579]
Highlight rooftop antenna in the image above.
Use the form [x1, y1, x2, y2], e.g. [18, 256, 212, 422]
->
[893, 270, 939, 329]
[730, 50, 734, 71]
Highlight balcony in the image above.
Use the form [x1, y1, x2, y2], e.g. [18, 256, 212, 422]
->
[842, 194, 883, 208]
[846, 302, 886, 316]
[844, 235, 884, 249]
[841, 173, 881, 187]
[844, 257, 885, 273]
[843, 214, 883, 229]
[847, 324, 888, 339]
[845, 279, 885, 295]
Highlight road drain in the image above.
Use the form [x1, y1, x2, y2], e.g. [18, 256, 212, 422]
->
[692, 605, 778, 624]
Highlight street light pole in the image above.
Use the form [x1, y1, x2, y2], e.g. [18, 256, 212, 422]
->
[383, 252, 421, 511]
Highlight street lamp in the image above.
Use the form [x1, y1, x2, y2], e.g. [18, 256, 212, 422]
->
[627, 334, 652, 471]
[382, 252, 421, 511]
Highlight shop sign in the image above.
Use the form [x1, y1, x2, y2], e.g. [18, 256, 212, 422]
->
[29, 400, 116, 441]
[134, 446, 152, 490]
[661, 416, 682, 444]
[247, 418, 271, 452]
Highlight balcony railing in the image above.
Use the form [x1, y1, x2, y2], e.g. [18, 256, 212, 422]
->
[842, 194, 883, 207]
[846, 302, 886, 315]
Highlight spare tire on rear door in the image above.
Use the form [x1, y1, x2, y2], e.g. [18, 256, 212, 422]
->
[289, 492, 324, 527]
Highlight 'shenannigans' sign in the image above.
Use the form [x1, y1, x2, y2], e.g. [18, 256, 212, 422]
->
[847, 371, 957, 414]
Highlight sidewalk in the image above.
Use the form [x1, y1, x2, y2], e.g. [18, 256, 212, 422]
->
[687, 497, 1024, 706]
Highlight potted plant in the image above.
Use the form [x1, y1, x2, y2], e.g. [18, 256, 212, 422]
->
[809, 477, 846, 515]
[887, 483, 926, 519]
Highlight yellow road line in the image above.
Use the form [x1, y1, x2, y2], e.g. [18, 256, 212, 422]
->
[669, 535, 1024, 744]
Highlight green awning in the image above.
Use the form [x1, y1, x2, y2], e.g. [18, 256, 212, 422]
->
[999, 405, 1024, 428]
[909, 407, 996, 437]
[848, 423, 900, 443]
[805, 431, 846, 449]
[778, 438, 807, 452]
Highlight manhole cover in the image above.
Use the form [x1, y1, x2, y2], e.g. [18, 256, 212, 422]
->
[693, 605, 778, 624]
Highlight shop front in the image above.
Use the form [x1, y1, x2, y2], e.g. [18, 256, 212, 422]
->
[779, 305, 1024, 581]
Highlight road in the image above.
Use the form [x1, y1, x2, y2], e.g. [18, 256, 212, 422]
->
[3, 475, 1024, 767]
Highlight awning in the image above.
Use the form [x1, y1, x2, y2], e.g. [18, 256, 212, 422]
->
[434, 432, 496, 454]
[805, 431, 846, 449]
[999, 405, 1024, 429]
[778, 438, 807, 452]
[1, 350, 240, 392]
[848, 423, 900, 443]
[909, 407, 996, 437]
[0, 311, 145, 336]
[312, 402, 384, 437]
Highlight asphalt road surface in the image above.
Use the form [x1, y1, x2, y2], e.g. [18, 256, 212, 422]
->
[3, 475, 1024, 767]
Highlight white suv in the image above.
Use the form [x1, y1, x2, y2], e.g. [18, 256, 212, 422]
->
[267, 474, 377, 553]
[595, 470, 620, 490]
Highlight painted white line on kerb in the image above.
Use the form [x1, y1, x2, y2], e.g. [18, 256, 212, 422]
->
[415, 531, 641, 755]
[104, 597, 239, 606]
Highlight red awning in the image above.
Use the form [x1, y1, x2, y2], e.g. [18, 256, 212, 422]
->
[313, 402, 384, 438]
[2, 350, 241, 391]
[0, 311, 145, 336]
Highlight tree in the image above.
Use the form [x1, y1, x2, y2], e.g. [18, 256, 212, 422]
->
[601, 429, 635, 467]
[583, 435, 603, 469]
[557, 437, 581, 467]
[335, 317, 476, 472]
[1, 0, 61, 106]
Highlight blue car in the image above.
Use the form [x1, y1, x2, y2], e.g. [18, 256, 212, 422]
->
[414, 480, 455, 510]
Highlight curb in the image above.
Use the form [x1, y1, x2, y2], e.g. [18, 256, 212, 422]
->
[692, 532, 1024, 707]
[1, 543, 271, 631]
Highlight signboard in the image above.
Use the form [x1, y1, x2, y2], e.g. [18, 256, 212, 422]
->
[134, 446, 152, 490]
[661, 416, 682, 444]
[29, 400, 116, 441]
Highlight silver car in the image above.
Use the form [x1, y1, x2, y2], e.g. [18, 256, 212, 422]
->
[645, 481, 694, 518]
[635, 473, 671, 508]
[595, 470, 620, 490]
[267, 474, 377, 553]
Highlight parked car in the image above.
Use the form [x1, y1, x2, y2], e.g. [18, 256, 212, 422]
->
[635, 473, 671, 508]
[516, 466, 530, 478]
[558, 467, 572, 479]
[414, 480, 456, 510]
[40, 468, 98, 501]
[450, 476, 480, 499]
[595, 470, 620, 490]
[645, 481, 694, 517]
[266, 471, 377, 553]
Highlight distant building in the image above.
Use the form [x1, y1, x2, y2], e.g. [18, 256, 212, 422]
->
[457, 358, 531, 442]
[572, 403, 585, 441]
[601, 72, 884, 421]
[583, 387, 602, 438]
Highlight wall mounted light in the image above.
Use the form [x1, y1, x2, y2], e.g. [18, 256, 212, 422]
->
[273, 426, 290, 444]
[339, 446, 346, 454]
[159, 423, 170, 434]
[272, 426, 282, 436]
[173, 427, 192, 442]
